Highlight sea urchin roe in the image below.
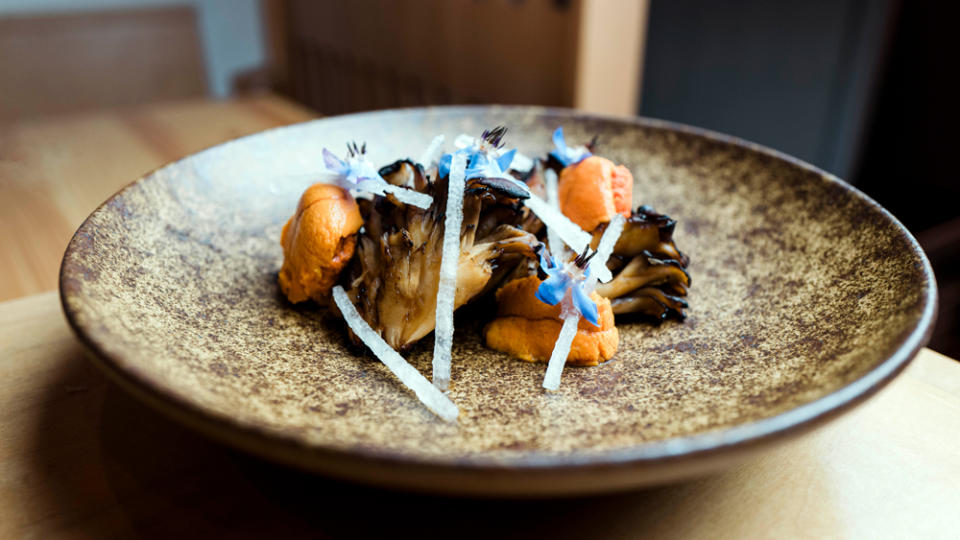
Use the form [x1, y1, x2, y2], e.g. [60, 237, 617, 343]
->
[484, 276, 618, 366]
[558, 156, 633, 232]
[278, 183, 363, 304]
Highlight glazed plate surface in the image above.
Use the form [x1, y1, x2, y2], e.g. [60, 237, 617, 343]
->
[60, 106, 937, 495]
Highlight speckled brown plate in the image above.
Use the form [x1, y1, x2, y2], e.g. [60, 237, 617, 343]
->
[60, 106, 937, 496]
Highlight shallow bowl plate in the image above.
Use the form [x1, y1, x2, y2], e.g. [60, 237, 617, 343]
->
[60, 106, 937, 496]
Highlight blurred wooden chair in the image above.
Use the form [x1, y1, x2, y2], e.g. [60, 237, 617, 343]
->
[260, 0, 648, 116]
[0, 6, 206, 122]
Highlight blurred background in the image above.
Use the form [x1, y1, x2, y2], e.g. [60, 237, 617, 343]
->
[1, 0, 956, 357]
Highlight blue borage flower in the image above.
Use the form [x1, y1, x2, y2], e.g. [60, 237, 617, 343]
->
[535, 247, 600, 326]
[322, 142, 385, 186]
[320, 142, 434, 209]
[549, 126, 592, 167]
[438, 126, 517, 180]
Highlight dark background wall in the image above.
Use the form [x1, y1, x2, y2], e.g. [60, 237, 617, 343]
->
[640, 0, 959, 357]
[640, 0, 893, 180]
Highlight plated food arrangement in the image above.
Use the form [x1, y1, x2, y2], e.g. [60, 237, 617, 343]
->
[279, 126, 690, 420]
[60, 107, 935, 494]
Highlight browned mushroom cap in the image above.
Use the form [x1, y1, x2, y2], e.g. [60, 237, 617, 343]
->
[592, 205, 688, 265]
[591, 205, 691, 321]
[379, 159, 430, 191]
[595, 253, 690, 299]
[609, 287, 689, 320]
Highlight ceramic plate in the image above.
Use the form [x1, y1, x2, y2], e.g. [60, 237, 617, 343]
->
[60, 106, 937, 496]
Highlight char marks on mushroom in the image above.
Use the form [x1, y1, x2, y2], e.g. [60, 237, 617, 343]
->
[344, 159, 541, 351]
[277, 126, 693, 418]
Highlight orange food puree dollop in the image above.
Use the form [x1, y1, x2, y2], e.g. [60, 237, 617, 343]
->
[278, 183, 362, 304]
[558, 156, 633, 232]
[484, 276, 619, 366]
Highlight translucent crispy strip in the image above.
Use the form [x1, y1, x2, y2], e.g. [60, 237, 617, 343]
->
[589, 213, 625, 285]
[418, 135, 445, 167]
[506, 178, 592, 254]
[542, 214, 624, 391]
[542, 313, 580, 391]
[543, 168, 563, 255]
[376, 182, 434, 209]
[432, 152, 468, 390]
[453, 133, 474, 149]
[332, 286, 459, 422]
[285, 173, 433, 210]
[508, 152, 534, 173]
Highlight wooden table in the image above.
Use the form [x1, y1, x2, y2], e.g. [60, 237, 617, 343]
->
[2, 97, 959, 538]
[2, 292, 959, 538]
[0, 94, 314, 302]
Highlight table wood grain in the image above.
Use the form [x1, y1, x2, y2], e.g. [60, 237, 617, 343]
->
[1, 290, 958, 538]
[0, 94, 316, 302]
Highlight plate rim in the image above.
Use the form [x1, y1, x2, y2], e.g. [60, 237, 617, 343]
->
[59, 104, 939, 476]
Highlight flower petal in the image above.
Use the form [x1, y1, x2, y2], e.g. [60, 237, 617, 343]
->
[572, 283, 599, 326]
[323, 148, 344, 171]
[496, 148, 516, 172]
[535, 275, 566, 306]
[549, 126, 592, 167]
[355, 160, 383, 182]
[438, 153, 453, 178]
[465, 153, 505, 180]
[538, 250, 558, 272]
[552, 127, 566, 150]
[574, 148, 591, 165]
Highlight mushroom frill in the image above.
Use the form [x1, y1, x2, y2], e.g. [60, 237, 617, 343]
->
[279, 127, 691, 356]
[343, 159, 541, 351]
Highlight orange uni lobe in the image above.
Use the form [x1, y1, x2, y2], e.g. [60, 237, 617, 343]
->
[484, 276, 619, 366]
[558, 156, 634, 232]
[278, 183, 363, 304]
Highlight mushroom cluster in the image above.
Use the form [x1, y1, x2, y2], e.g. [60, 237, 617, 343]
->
[277, 127, 691, 420]
[345, 159, 541, 351]
[594, 206, 691, 321]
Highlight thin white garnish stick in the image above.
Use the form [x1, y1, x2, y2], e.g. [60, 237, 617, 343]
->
[453, 133, 474, 149]
[507, 178, 592, 253]
[544, 168, 563, 255]
[377, 183, 434, 209]
[432, 152, 467, 390]
[543, 313, 580, 391]
[542, 215, 624, 391]
[418, 135, 445, 167]
[588, 213, 625, 286]
[509, 152, 534, 173]
[332, 286, 459, 422]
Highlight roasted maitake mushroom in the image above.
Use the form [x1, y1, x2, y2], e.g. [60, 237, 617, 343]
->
[344, 160, 541, 350]
[593, 205, 691, 321]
